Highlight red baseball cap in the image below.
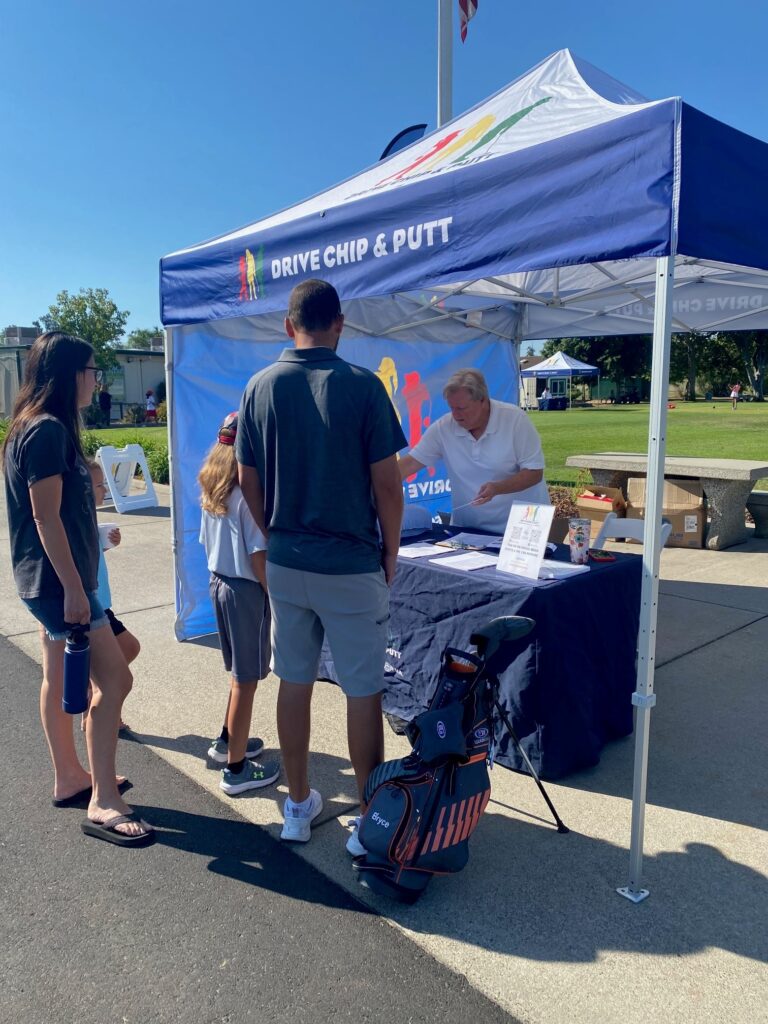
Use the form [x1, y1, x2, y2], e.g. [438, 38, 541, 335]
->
[218, 411, 238, 446]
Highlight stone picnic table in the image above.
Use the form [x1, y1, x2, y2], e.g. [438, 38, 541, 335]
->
[565, 452, 768, 550]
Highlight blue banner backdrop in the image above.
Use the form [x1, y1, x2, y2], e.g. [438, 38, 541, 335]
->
[171, 330, 517, 639]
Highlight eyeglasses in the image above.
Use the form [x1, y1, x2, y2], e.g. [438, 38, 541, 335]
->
[83, 364, 104, 384]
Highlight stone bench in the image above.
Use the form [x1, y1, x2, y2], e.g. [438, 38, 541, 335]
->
[565, 453, 768, 550]
[746, 490, 768, 538]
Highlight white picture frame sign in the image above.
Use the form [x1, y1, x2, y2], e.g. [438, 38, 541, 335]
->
[496, 503, 556, 580]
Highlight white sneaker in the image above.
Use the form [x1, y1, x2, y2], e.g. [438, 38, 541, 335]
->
[280, 789, 323, 842]
[346, 816, 367, 857]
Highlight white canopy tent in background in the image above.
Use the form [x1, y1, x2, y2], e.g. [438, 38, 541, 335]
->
[521, 350, 600, 407]
[161, 49, 768, 902]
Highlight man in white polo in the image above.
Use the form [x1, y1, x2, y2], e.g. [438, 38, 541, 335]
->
[398, 368, 550, 533]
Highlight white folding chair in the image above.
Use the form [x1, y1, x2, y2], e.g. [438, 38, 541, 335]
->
[594, 511, 673, 549]
[97, 444, 159, 513]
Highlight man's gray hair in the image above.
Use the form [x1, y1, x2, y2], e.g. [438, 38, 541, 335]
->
[443, 368, 489, 402]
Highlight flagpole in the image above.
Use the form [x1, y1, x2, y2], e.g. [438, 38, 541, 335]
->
[437, 0, 453, 127]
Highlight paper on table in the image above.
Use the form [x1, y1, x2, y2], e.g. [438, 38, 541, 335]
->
[429, 552, 499, 571]
[539, 558, 590, 578]
[398, 543, 444, 558]
[434, 532, 504, 550]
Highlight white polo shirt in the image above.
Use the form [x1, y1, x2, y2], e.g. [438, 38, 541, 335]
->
[410, 399, 550, 533]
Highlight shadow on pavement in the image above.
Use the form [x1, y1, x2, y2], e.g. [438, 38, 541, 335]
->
[561, 603, 768, 831]
[121, 729, 231, 761]
[130, 801, 374, 915]
[119, 504, 171, 518]
[367, 812, 768, 964]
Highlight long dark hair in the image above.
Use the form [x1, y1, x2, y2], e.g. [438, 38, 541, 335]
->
[2, 331, 94, 463]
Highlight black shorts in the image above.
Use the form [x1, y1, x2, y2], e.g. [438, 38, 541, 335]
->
[105, 607, 127, 637]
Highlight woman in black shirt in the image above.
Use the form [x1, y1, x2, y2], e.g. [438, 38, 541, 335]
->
[3, 332, 153, 846]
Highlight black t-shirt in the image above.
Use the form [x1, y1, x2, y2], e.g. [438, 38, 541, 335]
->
[4, 416, 99, 598]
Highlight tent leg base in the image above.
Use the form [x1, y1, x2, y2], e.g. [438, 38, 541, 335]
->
[616, 885, 650, 904]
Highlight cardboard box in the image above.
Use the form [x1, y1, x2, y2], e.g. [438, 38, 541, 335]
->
[575, 486, 626, 544]
[626, 477, 706, 548]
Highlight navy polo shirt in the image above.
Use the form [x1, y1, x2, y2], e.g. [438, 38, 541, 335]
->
[237, 347, 407, 574]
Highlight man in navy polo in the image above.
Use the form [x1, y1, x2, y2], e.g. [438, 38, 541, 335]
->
[237, 279, 406, 850]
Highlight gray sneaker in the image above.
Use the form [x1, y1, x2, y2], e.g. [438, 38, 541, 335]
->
[220, 758, 280, 795]
[208, 736, 264, 764]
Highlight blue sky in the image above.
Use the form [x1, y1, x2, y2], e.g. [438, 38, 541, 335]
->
[2, 0, 767, 338]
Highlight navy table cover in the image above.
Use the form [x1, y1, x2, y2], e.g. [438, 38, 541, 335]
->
[384, 530, 642, 780]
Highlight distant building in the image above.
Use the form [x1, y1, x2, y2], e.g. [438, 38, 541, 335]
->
[0, 326, 166, 419]
[2, 325, 38, 346]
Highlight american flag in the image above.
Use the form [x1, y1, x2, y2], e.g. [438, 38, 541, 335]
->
[459, 0, 478, 43]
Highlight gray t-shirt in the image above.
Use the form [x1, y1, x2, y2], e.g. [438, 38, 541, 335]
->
[237, 347, 407, 574]
[4, 416, 99, 598]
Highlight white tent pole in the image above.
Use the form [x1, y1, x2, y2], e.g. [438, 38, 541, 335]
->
[617, 254, 676, 904]
[437, 0, 452, 127]
[164, 326, 184, 641]
[513, 318, 527, 411]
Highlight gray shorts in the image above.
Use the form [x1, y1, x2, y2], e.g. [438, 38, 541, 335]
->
[210, 573, 271, 683]
[266, 563, 389, 698]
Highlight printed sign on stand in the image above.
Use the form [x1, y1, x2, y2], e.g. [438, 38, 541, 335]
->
[497, 503, 555, 579]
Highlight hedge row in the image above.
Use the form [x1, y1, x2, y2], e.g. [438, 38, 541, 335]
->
[81, 430, 170, 485]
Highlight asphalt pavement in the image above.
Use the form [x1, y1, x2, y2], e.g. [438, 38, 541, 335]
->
[1, 636, 517, 1024]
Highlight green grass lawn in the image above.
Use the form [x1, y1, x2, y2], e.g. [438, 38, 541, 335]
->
[87, 426, 168, 448]
[534, 401, 768, 490]
[81, 404, 767, 491]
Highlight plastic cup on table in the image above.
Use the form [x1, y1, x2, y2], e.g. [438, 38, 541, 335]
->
[568, 518, 591, 564]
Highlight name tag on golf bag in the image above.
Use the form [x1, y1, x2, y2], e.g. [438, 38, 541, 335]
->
[354, 649, 492, 904]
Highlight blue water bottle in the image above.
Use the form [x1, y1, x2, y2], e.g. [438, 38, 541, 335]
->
[62, 625, 90, 715]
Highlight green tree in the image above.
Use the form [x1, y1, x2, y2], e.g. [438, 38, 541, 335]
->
[127, 327, 163, 350]
[717, 330, 767, 401]
[669, 331, 714, 401]
[39, 288, 129, 370]
[697, 336, 733, 397]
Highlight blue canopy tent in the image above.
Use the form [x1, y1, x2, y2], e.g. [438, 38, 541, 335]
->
[521, 351, 600, 408]
[160, 49, 768, 901]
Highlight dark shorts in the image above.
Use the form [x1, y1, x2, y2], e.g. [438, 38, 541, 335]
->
[21, 590, 108, 641]
[210, 572, 271, 683]
[105, 607, 127, 637]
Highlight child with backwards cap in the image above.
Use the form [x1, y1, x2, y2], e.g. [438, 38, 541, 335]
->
[198, 412, 280, 794]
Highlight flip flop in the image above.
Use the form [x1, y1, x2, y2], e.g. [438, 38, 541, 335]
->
[52, 778, 132, 809]
[81, 812, 155, 848]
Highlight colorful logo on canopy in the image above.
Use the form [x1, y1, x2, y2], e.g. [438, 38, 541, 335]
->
[239, 246, 265, 302]
[375, 96, 550, 189]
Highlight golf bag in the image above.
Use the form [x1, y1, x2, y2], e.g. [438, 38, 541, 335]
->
[354, 615, 566, 903]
